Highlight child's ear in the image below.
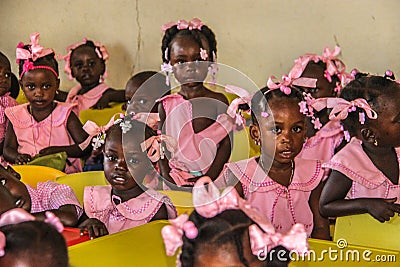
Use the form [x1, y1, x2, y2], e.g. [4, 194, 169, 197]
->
[55, 78, 60, 90]
[249, 123, 261, 144]
[360, 128, 376, 145]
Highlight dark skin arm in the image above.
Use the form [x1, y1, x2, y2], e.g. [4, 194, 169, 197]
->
[92, 88, 125, 109]
[158, 102, 174, 184]
[32, 204, 79, 227]
[309, 181, 330, 240]
[319, 170, 400, 222]
[3, 121, 32, 164]
[150, 203, 168, 221]
[78, 212, 109, 239]
[38, 111, 91, 158]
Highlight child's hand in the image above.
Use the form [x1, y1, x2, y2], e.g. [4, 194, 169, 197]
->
[367, 197, 400, 222]
[15, 153, 32, 165]
[93, 95, 110, 110]
[38, 147, 59, 156]
[79, 218, 109, 239]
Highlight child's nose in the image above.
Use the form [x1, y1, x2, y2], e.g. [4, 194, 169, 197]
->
[114, 159, 127, 170]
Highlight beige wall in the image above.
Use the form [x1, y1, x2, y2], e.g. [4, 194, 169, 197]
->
[1, 0, 399, 90]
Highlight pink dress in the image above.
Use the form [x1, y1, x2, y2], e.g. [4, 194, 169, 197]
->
[323, 137, 400, 201]
[66, 83, 110, 115]
[298, 120, 343, 162]
[84, 185, 177, 234]
[224, 157, 324, 236]
[159, 94, 235, 186]
[0, 94, 18, 143]
[5, 102, 82, 173]
[27, 181, 83, 217]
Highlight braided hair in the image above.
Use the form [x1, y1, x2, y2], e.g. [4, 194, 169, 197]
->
[161, 23, 217, 63]
[69, 40, 106, 75]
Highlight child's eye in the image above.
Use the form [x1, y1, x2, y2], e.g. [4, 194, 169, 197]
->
[26, 84, 35, 90]
[4, 73, 10, 78]
[128, 158, 139, 164]
[73, 63, 83, 69]
[42, 84, 52, 89]
[88, 61, 96, 67]
[271, 127, 281, 134]
[138, 99, 147, 105]
[105, 154, 118, 162]
[292, 126, 303, 133]
[0, 178, 6, 186]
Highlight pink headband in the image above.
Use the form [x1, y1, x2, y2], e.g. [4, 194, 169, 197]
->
[161, 177, 308, 259]
[63, 38, 109, 80]
[161, 18, 203, 32]
[16, 32, 58, 79]
[0, 208, 64, 257]
[140, 134, 177, 162]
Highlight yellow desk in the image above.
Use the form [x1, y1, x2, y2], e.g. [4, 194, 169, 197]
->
[68, 220, 175, 267]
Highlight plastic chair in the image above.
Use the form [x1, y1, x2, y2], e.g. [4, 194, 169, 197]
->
[158, 190, 194, 216]
[79, 102, 124, 125]
[333, 213, 400, 251]
[11, 165, 66, 188]
[68, 220, 175, 267]
[55, 171, 109, 205]
[230, 126, 260, 162]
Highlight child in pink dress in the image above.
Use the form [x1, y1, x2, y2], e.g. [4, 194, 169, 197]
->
[224, 82, 330, 239]
[293, 46, 352, 162]
[79, 116, 177, 238]
[158, 18, 237, 187]
[0, 52, 18, 155]
[320, 74, 400, 222]
[57, 39, 125, 115]
[161, 176, 308, 267]
[3, 32, 91, 173]
[0, 163, 82, 227]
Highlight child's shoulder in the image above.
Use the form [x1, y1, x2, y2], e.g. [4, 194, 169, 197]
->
[204, 89, 229, 104]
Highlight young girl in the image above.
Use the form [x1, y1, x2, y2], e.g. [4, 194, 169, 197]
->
[57, 38, 125, 114]
[0, 208, 68, 267]
[4, 32, 91, 173]
[79, 115, 177, 238]
[158, 18, 236, 187]
[293, 46, 352, 162]
[224, 83, 330, 240]
[0, 52, 18, 155]
[319, 74, 400, 222]
[162, 176, 308, 267]
[0, 163, 82, 227]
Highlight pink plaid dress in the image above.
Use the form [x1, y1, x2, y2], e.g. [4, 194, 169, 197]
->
[0, 93, 18, 143]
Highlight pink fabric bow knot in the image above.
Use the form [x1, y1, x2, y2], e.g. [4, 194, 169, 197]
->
[16, 32, 55, 63]
[161, 18, 203, 32]
[249, 223, 308, 256]
[328, 98, 378, 121]
[224, 84, 252, 129]
[140, 134, 177, 162]
[267, 65, 317, 94]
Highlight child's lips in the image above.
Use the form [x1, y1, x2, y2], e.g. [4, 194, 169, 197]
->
[112, 175, 127, 184]
[279, 150, 294, 159]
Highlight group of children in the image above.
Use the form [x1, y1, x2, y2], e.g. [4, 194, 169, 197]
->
[0, 17, 398, 266]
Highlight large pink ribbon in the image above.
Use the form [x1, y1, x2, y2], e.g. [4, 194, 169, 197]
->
[328, 98, 377, 121]
[224, 84, 252, 129]
[140, 134, 177, 162]
[16, 32, 54, 63]
[161, 18, 203, 32]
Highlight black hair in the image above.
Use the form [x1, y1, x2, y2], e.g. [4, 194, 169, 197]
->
[9, 73, 20, 99]
[0, 52, 11, 67]
[127, 71, 171, 97]
[0, 221, 68, 267]
[17, 45, 58, 78]
[338, 73, 399, 136]
[161, 21, 217, 63]
[250, 86, 305, 125]
[180, 209, 289, 267]
[69, 40, 106, 75]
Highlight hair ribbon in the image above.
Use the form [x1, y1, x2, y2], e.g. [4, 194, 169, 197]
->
[328, 98, 377, 121]
[161, 18, 203, 32]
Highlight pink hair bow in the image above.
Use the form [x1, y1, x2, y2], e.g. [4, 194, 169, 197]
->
[328, 98, 377, 121]
[161, 214, 198, 256]
[140, 134, 177, 162]
[79, 114, 123, 150]
[161, 18, 203, 32]
[224, 84, 252, 129]
[132, 113, 160, 130]
[16, 32, 54, 63]
[249, 223, 308, 256]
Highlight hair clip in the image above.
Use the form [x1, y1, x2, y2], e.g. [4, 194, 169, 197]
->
[161, 18, 203, 33]
[200, 48, 208, 60]
[161, 62, 173, 86]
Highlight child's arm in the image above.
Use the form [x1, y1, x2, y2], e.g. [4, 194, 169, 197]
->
[319, 170, 400, 222]
[309, 181, 330, 240]
[31, 204, 79, 227]
[150, 203, 168, 221]
[3, 121, 32, 164]
[158, 102, 175, 184]
[54, 90, 68, 102]
[78, 212, 109, 239]
[92, 88, 125, 109]
[38, 111, 91, 158]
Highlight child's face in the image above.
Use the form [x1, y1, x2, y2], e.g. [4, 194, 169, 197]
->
[371, 90, 400, 148]
[125, 79, 160, 114]
[20, 69, 59, 111]
[300, 63, 336, 98]
[0, 166, 31, 212]
[0, 60, 11, 97]
[70, 46, 105, 87]
[251, 98, 306, 165]
[103, 128, 151, 191]
[169, 35, 209, 87]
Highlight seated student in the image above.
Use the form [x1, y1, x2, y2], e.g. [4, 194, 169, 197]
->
[79, 115, 177, 238]
[0, 164, 82, 227]
[0, 208, 68, 267]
